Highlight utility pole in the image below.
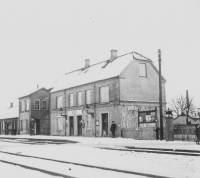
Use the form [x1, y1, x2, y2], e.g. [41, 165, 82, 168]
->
[158, 49, 164, 140]
[186, 89, 189, 125]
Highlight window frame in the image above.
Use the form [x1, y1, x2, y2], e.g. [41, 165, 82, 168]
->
[34, 99, 40, 110]
[69, 93, 74, 107]
[41, 100, 48, 110]
[77, 91, 83, 106]
[139, 63, 147, 77]
[21, 100, 25, 112]
[100, 86, 110, 103]
[86, 90, 92, 105]
[26, 100, 30, 111]
[56, 95, 63, 109]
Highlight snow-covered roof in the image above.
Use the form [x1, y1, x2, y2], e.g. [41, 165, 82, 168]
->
[52, 52, 146, 92]
[0, 103, 18, 120]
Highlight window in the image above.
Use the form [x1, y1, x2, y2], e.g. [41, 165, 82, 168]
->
[41, 100, 48, 110]
[21, 100, 25, 112]
[100, 86, 109, 103]
[139, 63, 147, 77]
[26, 100, 30, 111]
[56, 96, 63, 109]
[86, 90, 91, 104]
[34, 100, 40, 110]
[70, 93, 74, 107]
[77, 92, 83, 106]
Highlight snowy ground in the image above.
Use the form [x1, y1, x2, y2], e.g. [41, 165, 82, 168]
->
[0, 135, 200, 178]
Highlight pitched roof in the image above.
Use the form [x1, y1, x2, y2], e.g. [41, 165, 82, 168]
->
[52, 51, 164, 92]
[19, 87, 52, 99]
[0, 103, 18, 120]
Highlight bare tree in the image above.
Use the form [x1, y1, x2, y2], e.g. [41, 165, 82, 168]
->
[171, 95, 195, 117]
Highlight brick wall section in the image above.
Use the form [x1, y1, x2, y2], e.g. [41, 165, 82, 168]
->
[30, 90, 50, 135]
[50, 77, 120, 136]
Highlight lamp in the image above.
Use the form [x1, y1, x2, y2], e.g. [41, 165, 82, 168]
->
[166, 108, 173, 118]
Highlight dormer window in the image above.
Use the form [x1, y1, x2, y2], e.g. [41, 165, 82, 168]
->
[139, 63, 147, 77]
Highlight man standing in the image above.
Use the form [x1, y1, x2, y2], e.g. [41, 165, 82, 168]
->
[195, 124, 200, 144]
[110, 121, 117, 138]
[155, 126, 160, 140]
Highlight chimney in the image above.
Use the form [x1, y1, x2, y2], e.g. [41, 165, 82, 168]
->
[9, 102, 14, 108]
[84, 58, 90, 68]
[110, 49, 118, 61]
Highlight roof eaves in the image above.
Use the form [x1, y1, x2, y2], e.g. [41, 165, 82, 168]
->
[51, 76, 119, 94]
[19, 87, 50, 99]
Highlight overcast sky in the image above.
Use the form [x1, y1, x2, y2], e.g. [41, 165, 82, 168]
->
[0, 0, 199, 109]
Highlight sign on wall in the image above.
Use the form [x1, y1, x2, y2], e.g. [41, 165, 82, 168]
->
[138, 108, 157, 128]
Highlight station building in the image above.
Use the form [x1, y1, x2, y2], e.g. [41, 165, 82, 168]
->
[18, 88, 51, 135]
[50, 50, 166, 139]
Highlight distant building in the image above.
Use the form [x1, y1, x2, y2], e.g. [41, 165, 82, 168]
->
[173, 114, 200, 125]
[173, 114, 200, 141]
[50, 50, 166, 139]
[18, 88, 51, 135]
[0, 102, 18, 135]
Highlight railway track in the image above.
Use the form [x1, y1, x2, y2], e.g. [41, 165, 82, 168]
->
[98, 146, 200, 156]
[0, 150, 171, 178]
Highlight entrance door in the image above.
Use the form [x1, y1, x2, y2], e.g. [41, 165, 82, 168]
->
[30, 119, 40, 135]
[77, 116, 82, 136]
[101, 113, 108, 136]
[35, 119, 40, 135]
[69, 116, 74, 136]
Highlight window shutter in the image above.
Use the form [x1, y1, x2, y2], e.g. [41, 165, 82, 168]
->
[66, 94, 69, 108]
[91, 90, 94, 104]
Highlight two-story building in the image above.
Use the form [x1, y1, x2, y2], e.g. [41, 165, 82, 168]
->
[19, 88, 51, 135]
[50, 50, 166, 139]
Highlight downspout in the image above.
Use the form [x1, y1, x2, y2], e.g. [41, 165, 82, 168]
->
[64, 89, 67, 136]
[94, 83, 96, 137]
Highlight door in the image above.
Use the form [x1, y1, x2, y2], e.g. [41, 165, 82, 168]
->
[30, 119, 40, 135]
[69, 116, 74, 136]
[101, 113, 108, 136]
[35, 119, 40, 135]
[77, 115, 82, 136]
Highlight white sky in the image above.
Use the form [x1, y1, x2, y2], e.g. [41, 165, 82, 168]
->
[0, 0, 199, 109]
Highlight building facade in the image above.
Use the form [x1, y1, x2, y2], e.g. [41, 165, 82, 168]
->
[18, 88, 51, 135]
[50, 50, 166, 139]
[0, 103, 18, 135]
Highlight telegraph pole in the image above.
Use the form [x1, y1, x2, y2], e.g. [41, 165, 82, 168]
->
[158, 49, 164, 140]
[186, 89, 189, 125]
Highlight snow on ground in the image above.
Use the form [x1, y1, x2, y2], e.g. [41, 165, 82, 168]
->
[0, 162, 55, 178]
[1, 135, 200, 150]
[0, 135, 200, 178]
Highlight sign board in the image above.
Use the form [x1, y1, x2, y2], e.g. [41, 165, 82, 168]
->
[138, 108, 157, 127]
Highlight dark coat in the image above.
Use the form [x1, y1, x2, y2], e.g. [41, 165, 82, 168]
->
[196, 126, 200, 139]
[110, 123, 117, 132]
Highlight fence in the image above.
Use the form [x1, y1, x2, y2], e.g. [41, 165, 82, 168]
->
[173, 125, 196, 141]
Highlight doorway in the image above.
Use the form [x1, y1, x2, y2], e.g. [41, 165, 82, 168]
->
[69, 116, 74, 136]
[30, 119, 40, 135]
[101, 113, 108, 136]
[77, 115, 82, 136]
